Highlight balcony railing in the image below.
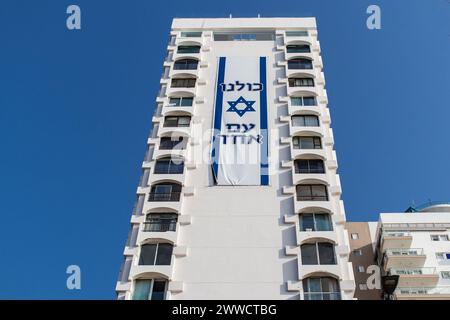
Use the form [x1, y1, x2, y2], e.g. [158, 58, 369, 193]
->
[385, 248, 424, 256]
[303, 292, 341, 300]
[297, 195, 328, 201]
[390, 267, 437, 276]
[396, 286, 450, 296]
[148, 192, 181, 202]
[143, 221, 177, 232]
[382, 231, 412, 238]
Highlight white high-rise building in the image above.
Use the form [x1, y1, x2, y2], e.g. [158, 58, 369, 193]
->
[116, 17, 356, 300]
[374, 203, 450, 300]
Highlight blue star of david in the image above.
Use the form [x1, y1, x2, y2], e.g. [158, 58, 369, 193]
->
[226, 96, 256, 117]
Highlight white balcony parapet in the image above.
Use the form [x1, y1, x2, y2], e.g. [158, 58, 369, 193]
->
[174, 246, 188, 257]
[168, 281, 184, 293]
[178, 215, 192, 225]
[284, 214, 297, 224]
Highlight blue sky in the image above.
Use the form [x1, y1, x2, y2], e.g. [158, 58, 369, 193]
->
[0, 0, 449, 299]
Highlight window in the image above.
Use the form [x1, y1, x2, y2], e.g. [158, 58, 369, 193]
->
[169, 97, 193, 107]
[358, 266, 365, 273]
[286, 31, 308, 37]
[180, 31, 202, 38]
[148, 183, 181, 201]
[171, 78, 196, 88]
[213, 32, 274, 41]
[436, 252, 450, 260]
[163, 116, 191, 127]
[441, 271, 450, 279]
[159, 137, 187, 150]
[144, 213, 177, 232]
[293, 136, 322, 149]
[174, 59, 198, 70]
[286, 44, 311, 53]
[431, 235, 449, 241]
[154, 158, 184, 174]
[132, 279, 167, 300]
[291, 115, 319, 127]
[288, 58, 313, 70]
[294, 159, 325, 174]
[351, 233, 359, 240]
[353, 249, 363, 256]
[296, 184, 328, 201]
[359, 284, 368, 290]
[289, 77, 314, 87]
[299, 213, 332, 231]
[303, 277, 340, 300]
[139, 243, 173, 265]
[301, 242, 336, 265]
[291, 96, 317, 106]
[177, 45, 201, 54]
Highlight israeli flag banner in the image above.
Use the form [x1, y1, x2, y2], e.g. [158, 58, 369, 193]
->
[211, 56, 269, 186]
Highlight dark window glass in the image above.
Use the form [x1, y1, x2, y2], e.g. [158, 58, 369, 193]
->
[159, 137, 186, 150]
[155, 243, 173, 265]
[301, 243, 336, 265]
[286, 44, 311, 53]
[149, 183, 181, 201]
[289, 78, 314, 87]
[138, 243, 172, 266]
[151, 280, 167, 300]
[303, 277, 341, 300]
[296, 184, 328, 201]
[292, 115, 319, 127]
[294, 159, 325, 173]
[177, 45, 201, 54]
[144, 213, 178, 232]
[139, 244, 157, 265]
[286, 31, 308, 37]
[163, 116, 191, 127]
[171, 78, 196, 88]
[299, 213, 315, 231]
[169, 97, 193, 107]
[154, 158, 184, 174]
[318, 243, 336, 264]
[303, 96, 317, 106]
[293, 137, 322, 149]
[301, 243, 318, 265]
[315, 214, 332, 231]
[174, 59, 198, 70]
[300, 213, 332, 231]
[288, 58, 313, 70]
[181, 31, 202, 37]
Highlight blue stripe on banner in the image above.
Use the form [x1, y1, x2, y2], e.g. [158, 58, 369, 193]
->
[211, 57, 226, 182]
[259, 57, 269, 185]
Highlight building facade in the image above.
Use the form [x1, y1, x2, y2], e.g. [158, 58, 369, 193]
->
[374, 203, 450, 300]
[116, 17, 355, 300]
[346, 222, 381, 299]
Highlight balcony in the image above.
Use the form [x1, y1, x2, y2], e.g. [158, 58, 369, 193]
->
[394, 286, 450, 300]
[380, 231, 413, 251]
[390, 268, 439, 287]
[148, 192, 181, 202]
[138, 222, 178, 244]
[383, 248, 426, 269]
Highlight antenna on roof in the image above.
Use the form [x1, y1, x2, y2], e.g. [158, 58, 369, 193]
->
[229, 14, 232, 18]
[257, 14, 261, 18]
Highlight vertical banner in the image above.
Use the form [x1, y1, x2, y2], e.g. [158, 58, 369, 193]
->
[211, 56, 268, 186]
